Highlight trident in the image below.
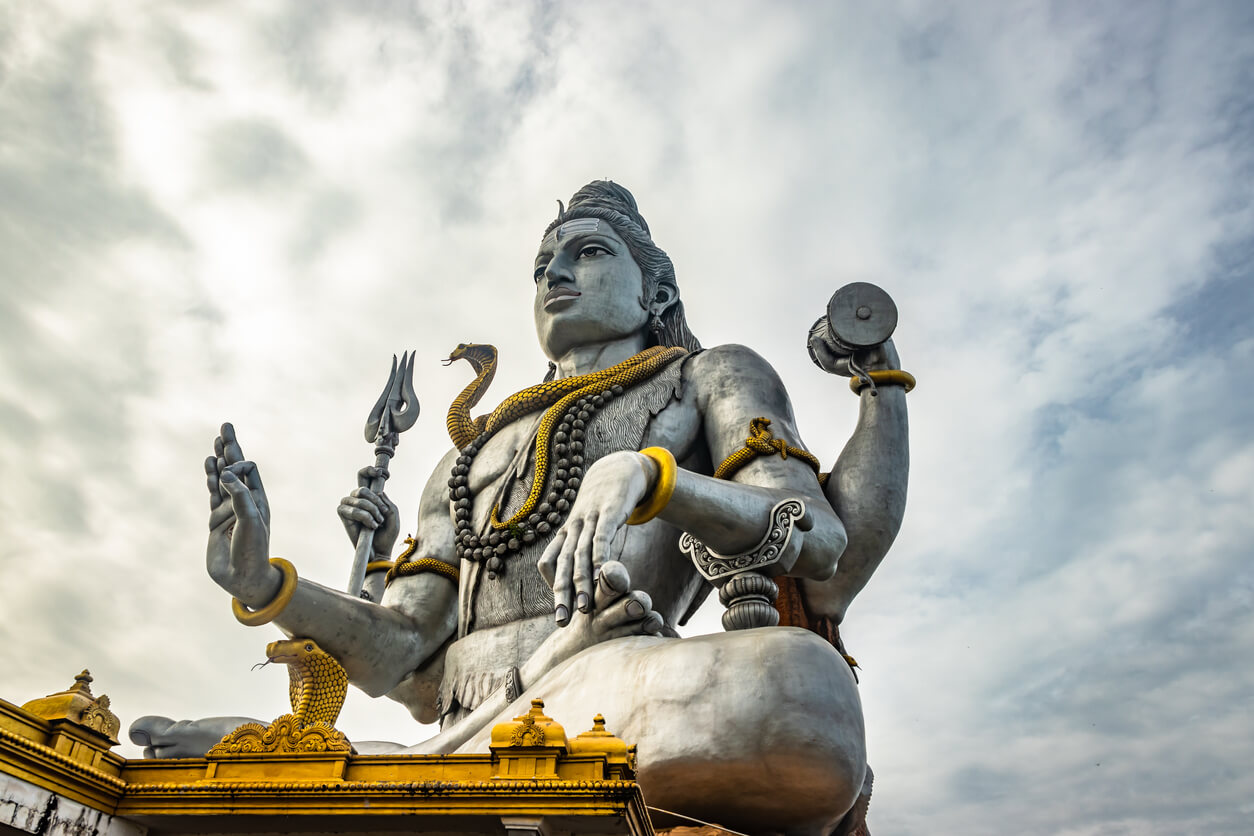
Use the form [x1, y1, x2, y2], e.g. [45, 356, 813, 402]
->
[346, 352, 419, 597]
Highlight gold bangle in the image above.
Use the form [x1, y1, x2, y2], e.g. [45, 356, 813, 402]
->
[627, 447, 678, 525]
[231, 558, 298, 627]
[365, 559, 394, 575]
[850, 369, 916, 395]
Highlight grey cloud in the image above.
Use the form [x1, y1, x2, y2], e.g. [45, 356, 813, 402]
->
[288, 187, 362, 264]
[203, 118, 309, 190]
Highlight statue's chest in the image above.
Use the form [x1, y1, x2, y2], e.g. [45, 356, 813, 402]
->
[454, 358, 687, 632]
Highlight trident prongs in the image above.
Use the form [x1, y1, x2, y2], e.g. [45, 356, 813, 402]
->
[349, 351, 420, 596]
[364, 351, 419, 443]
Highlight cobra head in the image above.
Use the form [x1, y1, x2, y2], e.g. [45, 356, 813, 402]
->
[364, 351, 419, 443]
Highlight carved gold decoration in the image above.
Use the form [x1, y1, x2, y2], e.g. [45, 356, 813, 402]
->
[20, 670, 120, 745]
[490, 698, 568, 752]
[712, 417, 825, 484]
[568, 714, 636, 777]
[206, 714, 351, 756]
[206, 639, 351, 758]
[267, 637, 348, 728]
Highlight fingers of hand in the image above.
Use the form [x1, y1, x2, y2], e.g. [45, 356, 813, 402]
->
[809, 335, 851, 376]
[537, 529, 566, 589]
[357, 466, 386, 488]
[595, 589, 663, 636]
[338, 498, 382, 529]
[590, 521, 624, 589]
[573, 514, 598, 613]
[220, 422, 245, 465]
[593, 560, 631, 611]
[549, 519, 583, 625]
[348, 489, 388, 523]
[219, 466, 260, 521]
[209, 502, 235, 532]
[205, 456, 222, 510]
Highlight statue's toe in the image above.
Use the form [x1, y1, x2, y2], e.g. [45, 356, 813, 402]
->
[129, 715, 176, 757]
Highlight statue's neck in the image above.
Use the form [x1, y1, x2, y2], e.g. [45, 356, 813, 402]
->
[554, 335, 648, 378]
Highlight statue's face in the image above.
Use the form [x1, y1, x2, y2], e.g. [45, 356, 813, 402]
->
[533, 219, 647, 358]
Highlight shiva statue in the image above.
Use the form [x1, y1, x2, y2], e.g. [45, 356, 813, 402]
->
[132, 182, 911, 836]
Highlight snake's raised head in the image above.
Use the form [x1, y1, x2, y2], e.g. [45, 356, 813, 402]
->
[265, 638, 321, 666]
[444, 342, 497, 368]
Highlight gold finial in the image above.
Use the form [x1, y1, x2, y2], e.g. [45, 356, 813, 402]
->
[489, 696, 568, 751]
[21, 669, 120, 745]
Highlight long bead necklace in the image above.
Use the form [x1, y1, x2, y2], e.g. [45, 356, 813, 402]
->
[449, 347, 686, 580]
[450, 384, 625, 579]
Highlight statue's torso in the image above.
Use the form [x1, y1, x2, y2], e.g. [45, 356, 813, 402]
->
[437, 354, 712, 725]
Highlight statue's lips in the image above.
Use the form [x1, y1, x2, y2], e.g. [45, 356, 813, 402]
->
[543, 288, 581, 309]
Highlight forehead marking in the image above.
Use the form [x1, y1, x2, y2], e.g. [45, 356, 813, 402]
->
[552, 218, 600, 242]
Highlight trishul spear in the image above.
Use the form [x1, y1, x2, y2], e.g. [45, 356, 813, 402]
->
[347, 352, 419, 597]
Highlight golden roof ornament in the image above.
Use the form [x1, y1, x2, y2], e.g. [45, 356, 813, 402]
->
[490, 698, 568, 751]
[568, 714, 636, 776]
[20, 670, 120, 745]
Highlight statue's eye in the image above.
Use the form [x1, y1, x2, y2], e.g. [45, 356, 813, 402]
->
[533, 263, 548, 284]
[579, 245, 608, 258]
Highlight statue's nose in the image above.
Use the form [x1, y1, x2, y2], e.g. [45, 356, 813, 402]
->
[543, 254, 575, 287]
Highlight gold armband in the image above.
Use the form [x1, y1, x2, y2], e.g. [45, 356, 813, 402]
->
[849, 369, 915, 395]
[713, 418, 823, 483]
[384, 536, 460, 585]
[231, 557, 298, 627]
[627, 446, 678, 525]
[387, 558, 460, 585]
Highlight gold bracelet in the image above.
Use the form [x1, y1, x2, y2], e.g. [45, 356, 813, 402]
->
[849, 369, 916, 395]
[627, 446, 678, 525]
[231, 558, 298, 627]
[365, 559, 394, 575]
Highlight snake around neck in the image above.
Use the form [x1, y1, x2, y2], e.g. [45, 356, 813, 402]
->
[444, 343, 687, 579]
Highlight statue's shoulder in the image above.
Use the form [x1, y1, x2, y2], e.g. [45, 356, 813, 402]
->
[684, 343, 785, 393]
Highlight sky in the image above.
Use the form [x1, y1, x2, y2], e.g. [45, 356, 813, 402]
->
[1, 1, 1251, 833]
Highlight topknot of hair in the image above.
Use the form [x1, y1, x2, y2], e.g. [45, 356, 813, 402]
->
[565, 180, 651, 237]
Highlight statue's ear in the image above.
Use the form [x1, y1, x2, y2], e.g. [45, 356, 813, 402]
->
[650, 284, 679, 318]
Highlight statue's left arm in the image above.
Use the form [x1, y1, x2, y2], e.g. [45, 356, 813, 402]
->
[802, 338, 909, 625]
[541, 345, 848, 619]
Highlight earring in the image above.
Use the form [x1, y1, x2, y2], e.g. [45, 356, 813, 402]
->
[543, 361, 557, 382]
[650, 311, 664, 337]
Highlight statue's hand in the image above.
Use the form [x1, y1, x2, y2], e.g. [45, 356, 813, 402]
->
[525, 560, 663, 681]
[205, 423, 277, 606]
[808, 335, 901, 377]
[536, 451, 650, 625]
[337, 466, 400, 557]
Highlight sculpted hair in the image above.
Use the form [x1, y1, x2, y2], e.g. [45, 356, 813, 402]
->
[544, 181, 701, 352]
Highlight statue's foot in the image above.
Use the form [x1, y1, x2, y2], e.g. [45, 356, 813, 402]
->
[129, 715, 261, 759]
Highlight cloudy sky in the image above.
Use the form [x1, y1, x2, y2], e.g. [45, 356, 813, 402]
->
[2, 1, 1251, 833]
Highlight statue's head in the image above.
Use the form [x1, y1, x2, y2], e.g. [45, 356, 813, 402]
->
[533, 181, 701, 360]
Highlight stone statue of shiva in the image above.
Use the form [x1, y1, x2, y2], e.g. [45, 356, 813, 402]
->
[131, 181, 911, 836]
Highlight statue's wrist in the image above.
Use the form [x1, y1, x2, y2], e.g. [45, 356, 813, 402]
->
[240, 563, 284, 609]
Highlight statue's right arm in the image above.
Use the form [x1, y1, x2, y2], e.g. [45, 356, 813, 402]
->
[207, 425, 458, 699]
